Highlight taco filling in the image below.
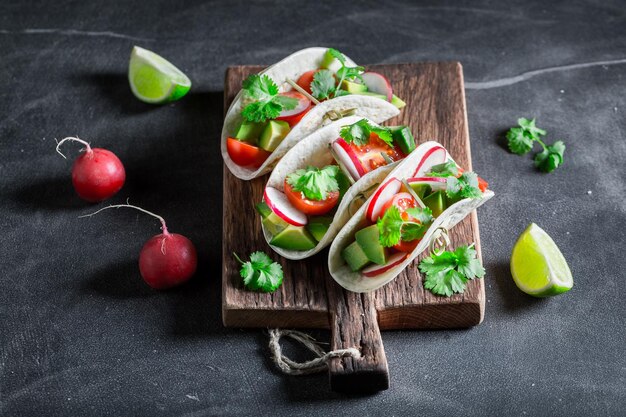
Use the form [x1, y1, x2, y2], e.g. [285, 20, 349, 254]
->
[340, 160, 489, 276]
[226, 48, 406, 169]
[258, 119, 416, 252]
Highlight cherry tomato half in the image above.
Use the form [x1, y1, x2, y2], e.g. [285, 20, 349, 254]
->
[284, 180, 339, 216]
[226, 137, 271, 169]
[380, 192, 422, 252]
[296, 70, 318, 95]
[350, 133, 404, 174]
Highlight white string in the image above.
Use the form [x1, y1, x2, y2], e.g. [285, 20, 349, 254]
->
[268, 329, 361, 375]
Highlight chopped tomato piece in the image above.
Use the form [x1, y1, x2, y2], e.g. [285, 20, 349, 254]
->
[296, 70, 317, 95]
[380, 192, 423, 253]
[226, 137, 270, 169]
[350, 133, 404, 174]
[284, 180, 339, 216]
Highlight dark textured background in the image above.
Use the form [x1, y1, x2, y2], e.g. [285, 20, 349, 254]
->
[1, 0, 625, 416]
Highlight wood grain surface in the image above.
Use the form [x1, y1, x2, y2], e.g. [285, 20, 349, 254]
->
[222, 62, 484, 392]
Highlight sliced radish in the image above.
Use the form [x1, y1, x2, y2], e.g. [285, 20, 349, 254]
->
[366, 178, 402, 222]
[406, 177, 448, 191]
[276, 91, 311, 119]
[412, 145, 447, 177]
[264, 187, 307, 226]
[363, 252, 407, 277]
[361, 72, 393, 102]
[332, 138, 366, 181]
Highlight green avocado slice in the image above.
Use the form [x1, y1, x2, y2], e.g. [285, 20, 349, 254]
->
[306, 216, 333, 242]
[235, 120, 267, 145]
[270, 225, 317, 251]
[341, 240, 371, 272]
[262, 212, 289, 236]
[423, 191, 447, 218]
[355, 224, 388, 265]
[259, 120, 290, 152]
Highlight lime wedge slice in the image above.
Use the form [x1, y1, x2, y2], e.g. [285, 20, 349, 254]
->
[128, 46, 191, 104]
[510, 223, 573, 297]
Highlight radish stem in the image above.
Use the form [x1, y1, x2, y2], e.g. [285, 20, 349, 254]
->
[56, 136, 93, 159]
[79, 203, 170, 236]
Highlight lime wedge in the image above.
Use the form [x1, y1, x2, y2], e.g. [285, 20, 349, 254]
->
[128, 46, 191, 104]
[510, 223, 573, 297]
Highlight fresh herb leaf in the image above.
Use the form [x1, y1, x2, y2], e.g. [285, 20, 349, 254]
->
[506, 118, 565, 173]
[419, 245, 484, 297]
[446, 172, 483, 200]
[425, 160, 459, 177]
[506, 127, 534, 155]
[327, 48, 346, 65]
[235, 251, 283, 292]
[376, 206, 433, 247]
[339, 119, 394, 147]
[240, 74, 297, 123]
[327, 48, 364, 97]
[310, 69, 336, 100]
[286, 165, 340, 201]
[534, 140, 565, 173]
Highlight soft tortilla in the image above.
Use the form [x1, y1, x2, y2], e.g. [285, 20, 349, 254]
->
[328, 141, 495, 293]
[221, 47, 400, 180]
[262, 116, 395, 260]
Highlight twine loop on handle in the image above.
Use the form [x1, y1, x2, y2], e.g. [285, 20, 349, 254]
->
[268, 329, 361, 375]
[429, 226, 450, 256]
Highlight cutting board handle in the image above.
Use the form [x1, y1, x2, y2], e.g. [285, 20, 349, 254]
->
[328, 291, 389, 394]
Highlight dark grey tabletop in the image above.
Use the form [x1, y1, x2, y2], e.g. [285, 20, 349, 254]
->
[1, 1, 625, 416]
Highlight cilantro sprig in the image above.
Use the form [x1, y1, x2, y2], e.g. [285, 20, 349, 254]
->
[326, 48, 365, 97]
[310, 69, 336, 100]
[419, 245, 485, 297]
[240, 74, 298, 123]
[446, 172, 483, 200]
[506, 118, 565, 173]
[234, 251, 283, 292]
[376, 206, 434, 247]
[340, 119, 394, 148]
[286, 165, 340, 201]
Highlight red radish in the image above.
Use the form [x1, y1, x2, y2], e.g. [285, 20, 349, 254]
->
[406, 177, 448, 191]
[276, 91, 311, 126]
[80, 204, 197, 290]
[366, 178, 402, 222]
[332, 138, 366, 181]
[264, 186, 307, 226]
[56, 136, 125, 202]
[363, 252, 407, 277]
[361, 72, 393, 102]
[412, 145, 447, 177]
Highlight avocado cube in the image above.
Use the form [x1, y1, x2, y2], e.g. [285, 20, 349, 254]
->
[355, 224, 388, 265]
[409, 183, 432, 200]
[341, 80, 367, 93]
[255, 201, 272, 219]
[341, 241, 371, 272]
[235, 121, 266, 145]
[391, 95, 406, 109]
[270, 225, 317, 251]
[390, 126, 416, 155]
[423, 191, 447, 217]
[262, 212, 289, 236]
[306, 216, 333, 242]
[259, 120, 290, 152]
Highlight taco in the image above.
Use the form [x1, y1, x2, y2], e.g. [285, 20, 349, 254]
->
[256, 116, 418, 260]
[222, 47, 406, 180]
[328, 141, 495, 292]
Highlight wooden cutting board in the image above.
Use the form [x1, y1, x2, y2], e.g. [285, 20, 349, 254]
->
[222, 62, 484, 394]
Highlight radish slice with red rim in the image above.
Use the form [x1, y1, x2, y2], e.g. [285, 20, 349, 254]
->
[264, 186, 307, 226]
[406, 176, 448, 191]
[276, 91, 311, 118]
[332, 138, 366, 181]
[363, 252, 407, 277]
[366, 177, 402, 222]
[412, 145, 447, 177]
[361, 72, 393, 102]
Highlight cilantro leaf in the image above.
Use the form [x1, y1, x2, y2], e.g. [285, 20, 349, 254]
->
[235, 251, 283, 292]
[376, 206, 434, 247]
[518, 117, 546, 139]
[446, 172, 483, 200]
[339, 119, 394, 147]
[286, 165, 340, 201]
[240, 74, 297, 123]
[419, 245, 483, 297]
[337, 65, 365, 83]
[506, 127, 534, 155]
[425, 160, 459, 177]
[310, 69, 336, 100]
[534, 140, 565, 173]
[327, 48, 346, 65]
